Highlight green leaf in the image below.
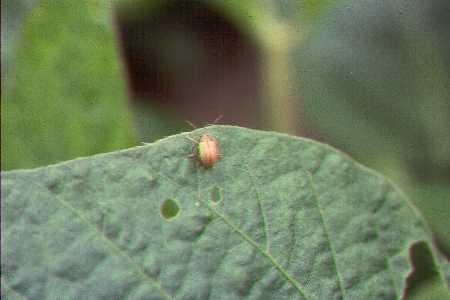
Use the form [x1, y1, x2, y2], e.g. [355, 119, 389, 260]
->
[1, 126, 448, 299]
[295, 0, 450, 256]
[1, 0, 136, 171]
[1, 0, 38, 78]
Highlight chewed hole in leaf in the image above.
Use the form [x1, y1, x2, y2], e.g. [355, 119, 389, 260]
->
[210, 185, 223, 204]
[160, 198, 180, 221]
[403, 241, 446, 299]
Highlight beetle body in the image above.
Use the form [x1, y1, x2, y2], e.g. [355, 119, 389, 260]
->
[197, 134, 220, 168]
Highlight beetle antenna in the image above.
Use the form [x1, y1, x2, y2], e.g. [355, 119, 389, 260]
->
[185, 120, 197, 129]
[213, 115, 223, 124]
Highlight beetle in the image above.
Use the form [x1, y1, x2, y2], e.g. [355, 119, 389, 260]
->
[187, 134, 221, 168]
[185, 116, 223, 168]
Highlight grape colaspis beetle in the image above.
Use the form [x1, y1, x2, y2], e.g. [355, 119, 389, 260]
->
[187, 134, 220, 168]
[185, 116, 222, 168]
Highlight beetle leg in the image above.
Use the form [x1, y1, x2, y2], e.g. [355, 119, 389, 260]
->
[206, 115, 223, 126]
[185, 136, 199, 144]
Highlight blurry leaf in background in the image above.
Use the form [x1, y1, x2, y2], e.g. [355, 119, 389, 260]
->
[1, 0, 37, 80]
[1, 0, 339, 166]
[295, 0, 450, 255]
[1, 0, 136, 171]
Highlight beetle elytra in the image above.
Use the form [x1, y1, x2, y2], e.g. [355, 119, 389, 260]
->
[187, 134, 221, 168]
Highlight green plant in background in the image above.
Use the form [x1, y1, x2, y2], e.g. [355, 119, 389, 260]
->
[207, 0, 335, 134]
[1, 0, 334, 170]
[2, 0, 450, 298]
[2, 126, 450, 299]
[1, 0, 136, 170]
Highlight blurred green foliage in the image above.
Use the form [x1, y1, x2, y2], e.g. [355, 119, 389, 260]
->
[1, 0, 136, 170]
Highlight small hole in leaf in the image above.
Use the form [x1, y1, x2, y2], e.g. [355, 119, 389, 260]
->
[210, 186, 223, 204]
[160, 199, 180, 221]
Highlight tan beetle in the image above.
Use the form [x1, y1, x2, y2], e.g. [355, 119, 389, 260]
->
[187, 134, 221, 168]
[186, 117, 222, 168]
[197, 134, 220, 168]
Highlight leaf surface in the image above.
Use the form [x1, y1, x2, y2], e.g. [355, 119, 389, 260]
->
[1, 126, 448, 299]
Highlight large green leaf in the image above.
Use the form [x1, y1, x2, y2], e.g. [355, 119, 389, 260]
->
[1, 0, 136, 171]
[295, 0, 450, 256]
[1, 126, 448, 299]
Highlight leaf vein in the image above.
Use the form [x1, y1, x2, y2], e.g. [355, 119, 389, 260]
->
[32, 181, 172, 300]
[205, 205, 310, 299]
[305, 170, 347, 299]
[242, 164, 271, 252]
[194, 165, 310, 299]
